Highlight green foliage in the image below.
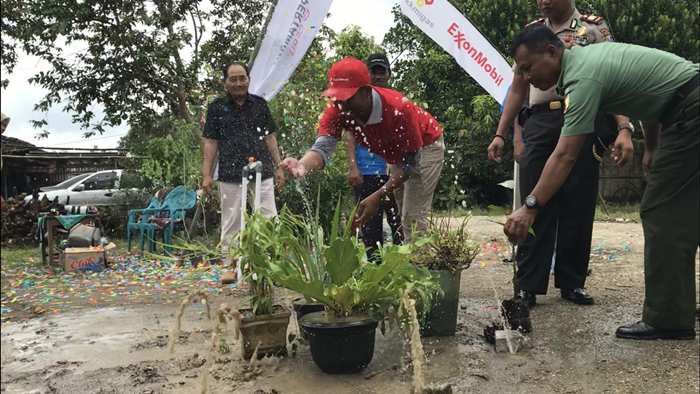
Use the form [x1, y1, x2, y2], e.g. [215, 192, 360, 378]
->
[121, 120, 202, 189]
[331, 25, 383, 61]
[577, 0, 700, 63]
[412, 216, 480, 274]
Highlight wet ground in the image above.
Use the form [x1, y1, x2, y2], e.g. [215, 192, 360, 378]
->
[1, 217, 698, 394]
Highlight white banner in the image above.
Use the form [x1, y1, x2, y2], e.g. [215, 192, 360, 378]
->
[399, 0, 512, 104]
[248, 0, 334, 100]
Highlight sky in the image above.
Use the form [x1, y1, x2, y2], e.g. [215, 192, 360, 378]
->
[0, 0, 397, 150]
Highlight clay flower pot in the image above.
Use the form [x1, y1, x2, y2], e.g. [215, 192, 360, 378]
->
[238, 305, 292, 360]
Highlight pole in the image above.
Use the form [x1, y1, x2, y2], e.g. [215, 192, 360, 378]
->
[248, 0, 279, 69]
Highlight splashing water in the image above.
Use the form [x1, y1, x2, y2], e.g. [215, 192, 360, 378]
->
[486, 272, 515, 354]
[399, 288, 425, 393]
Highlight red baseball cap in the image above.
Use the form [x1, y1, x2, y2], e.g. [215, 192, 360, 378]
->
[322, 58, 371, 101]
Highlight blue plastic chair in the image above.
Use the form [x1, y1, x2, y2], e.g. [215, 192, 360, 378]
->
[159, 186, 198, 250]
[126, 196, 161, 253]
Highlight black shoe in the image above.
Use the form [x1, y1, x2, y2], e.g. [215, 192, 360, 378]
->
[615, 321, 696, 340]
[515, 290, 536, 308]
[560, 288, 594, 305]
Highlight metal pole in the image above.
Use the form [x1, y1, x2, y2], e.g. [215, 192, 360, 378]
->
[248, 0, 279, 69]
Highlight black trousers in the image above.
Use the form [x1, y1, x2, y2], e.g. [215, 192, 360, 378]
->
[517, 110, 600, 294]
[354, 175, 403, 263]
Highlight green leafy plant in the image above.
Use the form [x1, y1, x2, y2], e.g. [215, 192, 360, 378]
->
[412, 215, 480, 274]
[250, 198, 442, 319]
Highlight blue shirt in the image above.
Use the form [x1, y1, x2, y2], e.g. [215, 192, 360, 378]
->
[355, 142, 387, 176]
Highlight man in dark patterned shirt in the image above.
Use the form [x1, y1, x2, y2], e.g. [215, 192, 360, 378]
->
[202, 62, 284, 284]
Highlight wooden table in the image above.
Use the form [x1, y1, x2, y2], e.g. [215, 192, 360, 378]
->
[40, 215, 100, 266]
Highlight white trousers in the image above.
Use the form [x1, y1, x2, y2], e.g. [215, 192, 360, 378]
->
[219, 178, 277, 268]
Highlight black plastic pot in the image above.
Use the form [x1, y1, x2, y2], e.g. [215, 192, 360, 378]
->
[292, 298, 326, 339]
[421, 270, 461, 337]
[299, 312, 379, 374]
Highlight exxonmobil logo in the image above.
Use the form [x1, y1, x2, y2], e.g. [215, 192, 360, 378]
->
[447, 22, 506, 87]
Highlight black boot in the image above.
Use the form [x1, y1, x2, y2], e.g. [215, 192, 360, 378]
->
[615, 321, 696, 340]
[514, 290, 536, 308]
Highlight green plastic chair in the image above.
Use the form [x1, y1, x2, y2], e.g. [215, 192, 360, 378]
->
[126, 196, 161, 253]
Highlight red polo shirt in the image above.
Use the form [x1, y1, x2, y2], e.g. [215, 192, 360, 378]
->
[318, 87, 443, 164]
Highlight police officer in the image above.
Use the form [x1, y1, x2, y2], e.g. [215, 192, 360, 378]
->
[488, 0, 634, 307]
[505, 25, 699, 340]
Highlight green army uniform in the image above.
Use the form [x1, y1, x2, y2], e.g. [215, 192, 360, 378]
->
[511, 11, 617, 300]
[559, 43, 700, 330]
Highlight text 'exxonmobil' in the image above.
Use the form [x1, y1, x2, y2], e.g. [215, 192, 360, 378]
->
[447, 22, 505, 87]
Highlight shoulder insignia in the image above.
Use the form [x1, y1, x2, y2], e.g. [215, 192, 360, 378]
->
[526, 18, 545, 27]
[580, 13, 604, 25]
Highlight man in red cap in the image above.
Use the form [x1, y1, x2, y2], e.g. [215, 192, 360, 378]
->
[279, 58, 445, 242]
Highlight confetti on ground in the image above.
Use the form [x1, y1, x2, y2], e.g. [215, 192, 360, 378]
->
[1, 252, 232, 322]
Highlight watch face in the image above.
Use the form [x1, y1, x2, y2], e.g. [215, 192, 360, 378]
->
[525, 196, 537, 208]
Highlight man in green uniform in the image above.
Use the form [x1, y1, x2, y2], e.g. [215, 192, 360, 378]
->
[504, 25, 699, 340]
[488, 0, 634, 308]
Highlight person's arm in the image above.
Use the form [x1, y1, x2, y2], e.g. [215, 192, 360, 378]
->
[504, 80, 602, 243]
[357, 149, 420, 222]
[513, 120, 525, 163]
[489, 73, 528, 163]
[201, 103, 219, 195]
[344, 132, 362, 187]
[610, 114, 634, 166]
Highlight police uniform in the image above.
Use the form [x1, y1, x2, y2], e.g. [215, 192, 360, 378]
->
[554, 43, 699, 334]
[515, 11, 614, 296]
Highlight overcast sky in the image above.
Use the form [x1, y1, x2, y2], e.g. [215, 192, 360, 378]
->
[0, 0, 396, 150]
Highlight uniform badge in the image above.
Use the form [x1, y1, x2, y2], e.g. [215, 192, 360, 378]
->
[576, 26, 586, 36]
[564, 94, 570, 114]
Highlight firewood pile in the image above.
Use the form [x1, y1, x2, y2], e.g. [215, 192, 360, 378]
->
[1, 190, 58, 245]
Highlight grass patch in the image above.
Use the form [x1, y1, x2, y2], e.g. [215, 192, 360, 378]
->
[595, 203, 640, 222]
[435, 203, 641, 222]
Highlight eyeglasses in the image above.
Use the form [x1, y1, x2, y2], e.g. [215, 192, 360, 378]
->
[227, 76, 249, 84]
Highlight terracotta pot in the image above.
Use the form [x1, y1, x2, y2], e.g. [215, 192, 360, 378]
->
[238, 305, 291, 360]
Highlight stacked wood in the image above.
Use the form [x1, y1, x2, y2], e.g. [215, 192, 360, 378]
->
[1, 189, 58, 245]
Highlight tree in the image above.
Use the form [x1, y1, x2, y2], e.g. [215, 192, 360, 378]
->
[579, 0, 700, 63]
[1, 0, 269, 137]
[331, 25, 383, 61]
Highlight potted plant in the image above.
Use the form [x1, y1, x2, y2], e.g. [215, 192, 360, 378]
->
[412, 216, 480, 337]
[252, 199, 441, 374]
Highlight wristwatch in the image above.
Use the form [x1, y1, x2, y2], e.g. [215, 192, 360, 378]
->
[618, 122, 635, 133]
[524, 195, 540, 210]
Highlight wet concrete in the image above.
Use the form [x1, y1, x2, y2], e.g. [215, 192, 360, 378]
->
[2, 218, 699, 394]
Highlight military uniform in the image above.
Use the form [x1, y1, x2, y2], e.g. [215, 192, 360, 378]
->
[515, 10, 614, 296]
[556, 43, 699, 331]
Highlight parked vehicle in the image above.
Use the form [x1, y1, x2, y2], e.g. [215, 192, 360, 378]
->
[24, 169, 132, 206]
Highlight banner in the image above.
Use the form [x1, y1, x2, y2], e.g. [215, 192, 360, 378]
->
[248, 0, 334, 100]
[399, 0, 513, 104]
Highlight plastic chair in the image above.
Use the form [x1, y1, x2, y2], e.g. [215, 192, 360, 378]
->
[126, 196, 161, 253]
[159, 186, 198, 251]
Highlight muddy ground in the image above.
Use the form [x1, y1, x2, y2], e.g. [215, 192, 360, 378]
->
[1, 216, 698, 394]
